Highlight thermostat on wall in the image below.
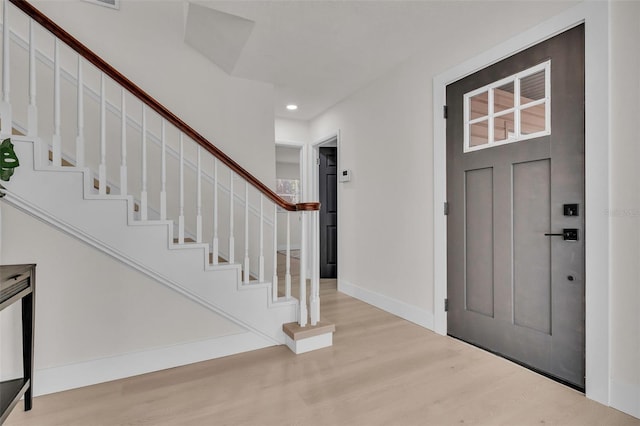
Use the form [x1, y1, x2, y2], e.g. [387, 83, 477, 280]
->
[339, 169, 351, 182]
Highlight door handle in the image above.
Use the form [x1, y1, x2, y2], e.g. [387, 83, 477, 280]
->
[544, 229, 579, 241]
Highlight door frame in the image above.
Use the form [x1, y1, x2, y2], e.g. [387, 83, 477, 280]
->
[433, 1, 609, 404]
[311, 131, 341, 282]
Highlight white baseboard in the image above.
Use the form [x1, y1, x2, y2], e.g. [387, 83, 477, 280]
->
[610, 379, 640, 419]
[35, 331, 274, 396]
[339, 279, 434, 330]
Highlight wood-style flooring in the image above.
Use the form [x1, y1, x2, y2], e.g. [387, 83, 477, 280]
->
[6, 256, 640, 425]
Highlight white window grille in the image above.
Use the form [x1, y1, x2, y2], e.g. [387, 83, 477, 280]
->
[463, 60, 551, 152]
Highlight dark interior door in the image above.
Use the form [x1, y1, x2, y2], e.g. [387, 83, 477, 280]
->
[319, 147, 337, 278]
[446, 25, 585, 389]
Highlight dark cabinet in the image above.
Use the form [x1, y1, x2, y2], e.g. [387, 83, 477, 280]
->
[0, 264, 35, 424]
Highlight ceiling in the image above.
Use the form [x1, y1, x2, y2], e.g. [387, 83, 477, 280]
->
[186, 1, 579, 121]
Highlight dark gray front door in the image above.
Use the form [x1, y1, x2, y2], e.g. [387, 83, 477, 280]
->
[319, 147, 337, 278]
[446, 25, 585, 389]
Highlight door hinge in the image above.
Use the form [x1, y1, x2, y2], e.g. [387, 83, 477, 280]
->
[316, 157, 319, 165]
[444, 202, 449, 216]
[443, 105, 448, 119]
[444, 298, 449, 312]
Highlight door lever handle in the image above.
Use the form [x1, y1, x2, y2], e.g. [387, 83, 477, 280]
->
[544, 229, 579, 241]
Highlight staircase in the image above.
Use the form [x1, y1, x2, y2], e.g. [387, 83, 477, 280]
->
[0, 0, 331, 357]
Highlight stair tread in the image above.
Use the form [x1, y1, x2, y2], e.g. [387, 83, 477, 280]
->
[283, 321, 335, 340]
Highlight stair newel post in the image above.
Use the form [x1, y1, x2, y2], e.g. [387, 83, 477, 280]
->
[285, 211, 291, 299]
[229, 170, 235, 263]
[178, 133, 184, 244]
[258, 195, 264, 282]
[212, 158, 219, 264]
[299, 210, 308, 327]
[27, 18, 37, 138]
[140, 105, 148, 220]
[196, 146, 202, 243]
[243, 181, 250, 283]
[272, 203, 278, 302]
[98, 73, 106, 195]
[119, 88, 127, 195]
[310, 209, 320, 326]
[159, 118, 166, 220]
[52, 38, 61, 166]
[75, 57, 84, 168]
[0, 0, 11, 137]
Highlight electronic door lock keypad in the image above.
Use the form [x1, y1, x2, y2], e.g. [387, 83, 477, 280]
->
[563, 204, 579, 216]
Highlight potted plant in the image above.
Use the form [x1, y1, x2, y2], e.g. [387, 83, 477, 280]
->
[0, 138, 19, 198]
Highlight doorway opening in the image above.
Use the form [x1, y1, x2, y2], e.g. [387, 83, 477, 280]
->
[275, 144, 303, 252]
[312, 135, 339, 279]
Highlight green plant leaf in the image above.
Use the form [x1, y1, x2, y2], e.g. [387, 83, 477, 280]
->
[0, 138, 19, 182]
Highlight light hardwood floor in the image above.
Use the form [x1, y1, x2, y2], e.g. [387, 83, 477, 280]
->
[6, 259, 640, 425]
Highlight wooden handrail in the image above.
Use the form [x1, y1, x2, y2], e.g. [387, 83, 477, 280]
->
[9, 0, 318, 212]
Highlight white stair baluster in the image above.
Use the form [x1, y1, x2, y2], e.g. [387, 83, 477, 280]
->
[1, 0, 11, 137]
[98, 73, 106, 195]
[229, 171, 234, 263]
[120, 88, 127, 195]
[75, 57, 84, 168]
[299, 210, 308, 327]
[259, 195, 264, 282]
[272, 203, 278, 302]
[160, 118, 166, 220]
[212, 158, 219, 264]
[243, 181, 250, 283]
[196, 146, 202, 243]
[52, 38, 61, 166]
[310, 209, 320, 326]
[27, 18, 37, 137]
[140, 105, 148, 220]
[285, 211, 291, 299]
[178, 133, 184, 244]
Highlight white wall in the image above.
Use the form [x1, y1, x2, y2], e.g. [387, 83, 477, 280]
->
[29, 0, 276, 186]
[609, 0, 640, 417]
[275, 118, 309, 146]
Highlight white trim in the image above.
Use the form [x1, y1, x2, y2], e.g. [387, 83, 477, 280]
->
[339, 279, 434, 330]
[35, 332, 273, 396]
[433, 1, 609, 406]
[82, 0, 120, 10]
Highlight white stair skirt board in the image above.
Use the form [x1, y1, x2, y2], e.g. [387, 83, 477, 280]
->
[338, 280, 434, 330]
[35, 332, 273, 397]
[282, 322, 335, 354]
[4, 136, 297, 344]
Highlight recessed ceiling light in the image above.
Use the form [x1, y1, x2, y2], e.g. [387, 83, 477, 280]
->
[286, 104, 298, 111]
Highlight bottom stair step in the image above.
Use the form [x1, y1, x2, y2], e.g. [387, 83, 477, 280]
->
[283, 321, 335, 354]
